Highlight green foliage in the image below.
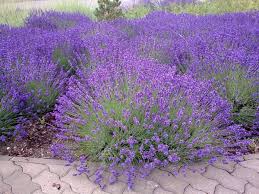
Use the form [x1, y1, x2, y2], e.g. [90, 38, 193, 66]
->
[167, 0, 259, 15]
[213, 67, 258, 127]
[77, 99, 209, 164]
[1, 0, 258, 26]
[124, 5, 151, 19]
[0, 1, 95, 26]
[232, 106, 257, 127]
[78, 97, 131, 162]
[141, 48, 172, 65]
[0, 103, 17, 137]
[224, 70, 256, 107]
[52, 44, 91, 74]
[123, 0, 259, 18]
[0, 6, 28, 26]
[95, 0, 124, 21]
[26, 81, 59, 115]
[53, 46, 71, 72]
[53, 1, 95, 19]
[73, 80, 212, 164]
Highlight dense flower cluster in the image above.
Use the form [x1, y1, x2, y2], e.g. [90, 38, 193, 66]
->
[25, 11, 91, 31]
[129, 12, 259, 129]
[53, 58, 250, 188]
[0, 10, 258, 188]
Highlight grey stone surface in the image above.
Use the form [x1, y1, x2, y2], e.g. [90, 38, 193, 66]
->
[0, 177, 12, 194]
[184, 185, 206, 194]
[89, 171, 127, 194]
[32, 170, 70, 194]
[11, 157, 30, 163]
[232, 164, 259, 188]
[47, 164, 72, 177]
[149, 169, 188, 194]
[130, 178, 159, 194]
[212, 159, 236, 173]
[1, 154, 259, 194]
[123, 188, 139, 194]
[92, 188, 110, 194]
[178, 169, 218, 194]
[187, 163, 208, 174]
[4, 170, 40, 194]
[245, 184, 259, 194]
[0, 155, 12, 161]
[240, 160, 259, 172]
[214, 185, 238, 194]
[0, 161, 21, 178]
[32, 189, 46, 194]
[61, 188, 78, 194]
[103, 181, 126, 194]
[244, 154, 259, 160]
[16, 161, 48, 178]
[11, 157, 67, 165]
[160, 164, 180, 175]
[154, 187, 175, 194]
[204, 165, 247, 193]
[61, 169, 98, 194]
[29, 158, 68, 165]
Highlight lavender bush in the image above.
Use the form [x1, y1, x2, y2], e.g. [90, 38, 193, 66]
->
[0, 12, 93, 140]
[0, 55, 67, 140]
[53, 57, 250, 188]
[129, 12, 259, 130]
[0, 105, 17, 142]
[25, 11, 91, 31]
[0, 73, 21, 141]
[1, 56, 66, 114]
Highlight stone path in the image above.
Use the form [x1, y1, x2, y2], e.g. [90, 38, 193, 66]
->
[0, 154, 259, 194]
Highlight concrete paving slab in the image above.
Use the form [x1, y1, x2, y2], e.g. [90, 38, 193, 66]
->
[1, 154, 258, 194]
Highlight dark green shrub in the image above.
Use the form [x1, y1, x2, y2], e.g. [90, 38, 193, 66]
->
[95, 0, 124, 20]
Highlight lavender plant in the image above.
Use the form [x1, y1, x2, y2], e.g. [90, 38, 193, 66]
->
[1, 56, 67, 116]
[211, 67, 258, 128]
[0, 86, 22, 141]
[130, 11, 259, 128]
[53, 57, 250, 188]
[25, 11, 91, 31]
[0, 104, 17, 142]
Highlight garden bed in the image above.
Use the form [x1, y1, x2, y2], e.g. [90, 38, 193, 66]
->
[0, 114, 57, 158]
[0, 1, 258, 188]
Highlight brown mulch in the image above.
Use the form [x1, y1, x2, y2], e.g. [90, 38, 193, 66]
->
[0, 114, 58, 158]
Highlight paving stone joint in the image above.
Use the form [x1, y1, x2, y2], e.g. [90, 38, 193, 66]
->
[0, 154, 259, 194]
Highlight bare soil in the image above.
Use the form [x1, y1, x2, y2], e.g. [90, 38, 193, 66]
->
[0, 114, 58, 158]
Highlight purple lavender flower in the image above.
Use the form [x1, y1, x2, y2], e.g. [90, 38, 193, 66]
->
[0, 135, 6, 142]
[53, 51, 250, 188]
